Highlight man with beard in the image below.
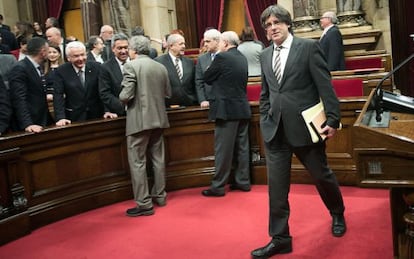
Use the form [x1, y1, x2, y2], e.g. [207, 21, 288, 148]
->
[8, 37, 53, 132]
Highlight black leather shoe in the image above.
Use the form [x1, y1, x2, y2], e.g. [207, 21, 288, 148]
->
[126, 207, 154, 217]
[201, 189, 225, 197]
[229, 184, 251, 192]
[332, 214, 346, 237]
[251, 240, 292, 258]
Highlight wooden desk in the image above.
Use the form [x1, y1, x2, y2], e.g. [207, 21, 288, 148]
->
[353, 90, 414, 258]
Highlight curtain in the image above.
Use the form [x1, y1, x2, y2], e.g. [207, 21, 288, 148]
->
[244, 0, 276, 47]
[195, 0, 225, 41]
[47, 0, 64, 18]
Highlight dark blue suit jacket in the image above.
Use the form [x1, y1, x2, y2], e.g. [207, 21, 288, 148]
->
[155, 54, 197, 106]
[320, 26, 346, 71]
[204, 47, 251, 121]
[8, 57, 52, 130]
[53, 61, 104, 122]
[99, 57, 125, 115]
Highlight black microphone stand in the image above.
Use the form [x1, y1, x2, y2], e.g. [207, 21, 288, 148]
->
[372, 52, 414, 122]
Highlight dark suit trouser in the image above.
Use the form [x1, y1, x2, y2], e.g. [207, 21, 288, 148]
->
[127, 128, 167, 209]
[264, 125, 345, 241]
[211, 119, 251, 192]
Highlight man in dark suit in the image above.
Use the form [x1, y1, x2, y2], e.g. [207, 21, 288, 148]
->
[201, 31, 251, 197]
[53, 41, 104, 126]
[46, 27, 67, 61]
[0, 14, 10, 31]
[99, 25, 114, 62]
[0, 74, 11, 135]
[86, 35, 104, 64]
[195, 28, 221, 108]
[155, 33, 198, 107]
[319, 11, 346, 71]
[8, 37, 52, 133]
[251, 5, 346, 258]
[99, 33, 129, 117]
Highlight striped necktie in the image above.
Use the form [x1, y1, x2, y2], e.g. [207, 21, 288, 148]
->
[273, 46, 283, 84]
[175, 58, 182, 81]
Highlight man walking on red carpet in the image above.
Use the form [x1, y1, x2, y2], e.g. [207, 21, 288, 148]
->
[251, 4, 346, 258]
[119, 35, 171, 217]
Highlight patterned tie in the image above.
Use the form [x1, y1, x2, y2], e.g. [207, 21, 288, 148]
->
[273, 46, 283, 84]
[77, 69, 85, 87]
[175, 58, 182, 81]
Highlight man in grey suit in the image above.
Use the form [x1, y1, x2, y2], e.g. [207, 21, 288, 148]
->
[155, 33, 197, 107]
[201, 31, 251, 197]
[195, 28, 221, 108]
[119, 35, 171, 217]
[251, 5, 346, 258]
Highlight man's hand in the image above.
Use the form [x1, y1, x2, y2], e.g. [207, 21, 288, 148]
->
[25, 125, 43, 133]
[200, 101, 209, 109]
[320, 125, 337, 139]
[103, 112, 118, 119]
[56, 119, 71, 126]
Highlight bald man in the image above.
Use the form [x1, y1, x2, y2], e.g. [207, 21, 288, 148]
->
[46, 27, 67, 61]
[100, 25, 115, 61]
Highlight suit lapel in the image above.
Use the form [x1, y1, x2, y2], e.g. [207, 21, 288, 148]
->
[282, 38, 300, 86]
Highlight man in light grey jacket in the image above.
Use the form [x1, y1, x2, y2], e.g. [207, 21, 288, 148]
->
[119, 35, 171, 217]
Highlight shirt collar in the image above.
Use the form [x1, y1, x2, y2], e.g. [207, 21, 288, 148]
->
[274, 33, 293, 51]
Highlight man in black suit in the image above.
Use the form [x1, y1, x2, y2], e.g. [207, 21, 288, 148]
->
[0, 74, 11, 135]
[319, 11, 346, 71]
[99, 25, 114, 62]
[46, 27, 67, 61]
[0, 27, 18, 51]
[195, 28, 221, 108]
[99, 33, 129, 117]
[53, 41, 104, 126]
[251, 5, 346, 258]
[8, 37, 52, 133]
[155, 33, 198, 107]
[201, 31, 251, 197]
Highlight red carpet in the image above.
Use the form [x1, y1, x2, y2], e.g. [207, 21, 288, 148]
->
[0, 184, 392, 259]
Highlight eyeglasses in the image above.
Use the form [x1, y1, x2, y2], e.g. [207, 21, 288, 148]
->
[264, 20, 283, 30]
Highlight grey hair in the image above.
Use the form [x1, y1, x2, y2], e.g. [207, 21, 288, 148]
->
[220, 31, 240, 46]
[129, 35, 150, 55]
[323, 11, 338, 24]
[65, 41, 86, 56]
[111, 33, 129, 48]
[204, 29, 221, 41]
[167, 33, 184, 46]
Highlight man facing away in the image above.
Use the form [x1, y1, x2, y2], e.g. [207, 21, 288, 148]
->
[119, 35, 171, 217]
[319, 11, 346, 71]
[201, 31, 252, 197]
[251, 4, 346, 259]
[195, 28, 221, 109]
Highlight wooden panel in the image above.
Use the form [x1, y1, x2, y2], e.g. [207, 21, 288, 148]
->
[0, 99, 365, 244]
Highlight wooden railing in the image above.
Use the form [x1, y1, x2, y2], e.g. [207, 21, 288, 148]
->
[0, 99, 366, 245]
